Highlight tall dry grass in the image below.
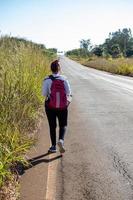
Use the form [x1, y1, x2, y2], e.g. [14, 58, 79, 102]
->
[69, 56, 133, 76]
[0, 36, 55, 190]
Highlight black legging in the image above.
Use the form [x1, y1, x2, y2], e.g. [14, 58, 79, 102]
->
[45, 107, 68, 146]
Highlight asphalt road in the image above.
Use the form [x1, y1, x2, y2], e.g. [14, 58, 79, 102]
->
[54, 56, 133, 200]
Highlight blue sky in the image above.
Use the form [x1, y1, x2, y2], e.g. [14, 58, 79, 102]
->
[0, 0, 133, 51]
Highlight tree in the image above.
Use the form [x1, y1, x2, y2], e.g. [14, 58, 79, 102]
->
[110, 44, 121, 58]
[92, 45, 103, 56]
[66, 48, 81, 57]
[80, 39, 91, 50]
[102, 28, 133, 57]
[48, 48, 57, 53]
[79, 39, 92, 57]
[126, 37, 133, 57]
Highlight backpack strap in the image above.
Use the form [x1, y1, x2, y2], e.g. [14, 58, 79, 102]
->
[49, 75, 59, 81]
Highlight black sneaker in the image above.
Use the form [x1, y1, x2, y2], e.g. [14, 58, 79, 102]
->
[48, 145, 57, 153]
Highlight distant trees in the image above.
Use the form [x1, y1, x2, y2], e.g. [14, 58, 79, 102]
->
[101, 28, 133, 57]
[108, 44, 121, 58]
[91, 45, 103, 57]
[48, 48, 57, 53]
[66, 28, 133, 58]
[80, 39, 91, 50]
[66, 48, 85, 57]
[66, 39, 92, 57]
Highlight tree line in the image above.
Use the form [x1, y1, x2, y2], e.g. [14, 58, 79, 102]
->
[66, 28, 133, 58]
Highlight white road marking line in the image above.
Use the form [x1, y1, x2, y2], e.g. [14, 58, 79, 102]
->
[90, 73, 133, 94]
[45, 153, 59, 200]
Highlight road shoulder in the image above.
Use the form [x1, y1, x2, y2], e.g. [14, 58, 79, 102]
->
[20, 117, 50, 200]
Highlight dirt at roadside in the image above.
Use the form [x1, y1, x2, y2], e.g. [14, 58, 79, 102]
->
[20, 116, 50, 200]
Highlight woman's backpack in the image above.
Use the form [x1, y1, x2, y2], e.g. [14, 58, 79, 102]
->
[46, 75, 67, 110]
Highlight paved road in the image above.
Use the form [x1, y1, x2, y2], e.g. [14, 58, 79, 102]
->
[54, 56, 133, 200]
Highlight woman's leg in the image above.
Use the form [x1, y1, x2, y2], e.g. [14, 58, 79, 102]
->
[57, 109, 68, 141]
[45, 108, 57, 146]
[59, 127, 67, 140]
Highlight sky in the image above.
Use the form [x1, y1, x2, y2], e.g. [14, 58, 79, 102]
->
[0, 0, 133, 51]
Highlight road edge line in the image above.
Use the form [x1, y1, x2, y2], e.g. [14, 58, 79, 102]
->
[45, 153, 58, 200]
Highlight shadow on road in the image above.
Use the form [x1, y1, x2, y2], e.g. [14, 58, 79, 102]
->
[16, 152, 62, 175]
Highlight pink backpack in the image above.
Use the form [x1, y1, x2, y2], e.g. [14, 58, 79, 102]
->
[47, 75, 67, 109]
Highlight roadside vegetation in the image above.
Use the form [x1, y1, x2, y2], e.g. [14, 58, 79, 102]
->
[0, 35, 56, 199]
[66, 28, 133, 76]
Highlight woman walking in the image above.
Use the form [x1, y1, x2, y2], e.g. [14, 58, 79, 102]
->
[42, 60, 72, 153]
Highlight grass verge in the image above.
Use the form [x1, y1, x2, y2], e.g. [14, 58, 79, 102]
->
[0, 36, 56, 200]
[68, 56, 133, 76]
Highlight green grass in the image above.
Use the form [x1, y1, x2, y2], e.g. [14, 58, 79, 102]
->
[0, 36, 56, 191]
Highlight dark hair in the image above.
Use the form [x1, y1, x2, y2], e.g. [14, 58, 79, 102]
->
[50, 60, 60, 73]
